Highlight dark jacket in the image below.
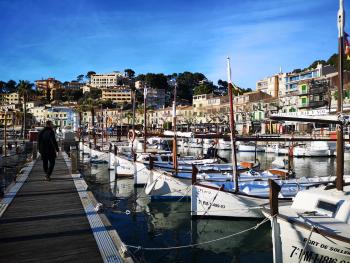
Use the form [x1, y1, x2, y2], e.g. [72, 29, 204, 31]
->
[38, 127, 59, 158]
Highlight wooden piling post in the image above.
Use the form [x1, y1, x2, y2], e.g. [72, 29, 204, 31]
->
[192, 164, 198, 185]
[114, 145, 118, 156]
[76, 142, 80, 171]
[32, 141, 37, 160]
[70, 146, 78, 174]
[149, 155, 154, 170]
[269, 179, 281, 216]
[336, 124, 344, 191]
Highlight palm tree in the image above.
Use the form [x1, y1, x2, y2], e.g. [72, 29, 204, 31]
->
[18, 80, 33, 138]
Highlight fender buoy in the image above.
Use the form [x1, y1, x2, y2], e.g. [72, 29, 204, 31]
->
[128, 130, 135, 141]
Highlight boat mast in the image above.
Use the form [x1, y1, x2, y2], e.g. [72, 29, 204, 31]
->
[173, 83, 178, 174]
[337, 0, 344, 113]
[336, 0, 345, 191]
[143, 86, 147, 153]
[227, 57, 239, 193]
[131, 89, 136, 155]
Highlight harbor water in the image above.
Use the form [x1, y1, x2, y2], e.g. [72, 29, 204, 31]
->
[84, 149, 350, 263]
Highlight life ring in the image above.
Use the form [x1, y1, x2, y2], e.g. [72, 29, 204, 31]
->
[128, 130, 135, 141]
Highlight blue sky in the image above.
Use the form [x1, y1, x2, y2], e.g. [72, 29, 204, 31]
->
[0, 0, 349, 89]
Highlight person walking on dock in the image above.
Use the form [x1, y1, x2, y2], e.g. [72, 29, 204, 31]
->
[38, 120, 59, 181]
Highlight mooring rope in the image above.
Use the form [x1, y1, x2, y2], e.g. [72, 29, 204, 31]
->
[123, 216, 270, 251]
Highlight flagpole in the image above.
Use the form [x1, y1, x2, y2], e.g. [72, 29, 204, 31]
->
[227, 57, 239, 193]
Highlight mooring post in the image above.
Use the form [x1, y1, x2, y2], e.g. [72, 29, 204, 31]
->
[269, 179, 281, 216]
[114, 145, 118, 156]
[32, 141, 37, 160]
[192, 164, 198, 185]
[76, 141, 80, 171]
[149, 155, 154, 170]
[70, 145, 78, 174]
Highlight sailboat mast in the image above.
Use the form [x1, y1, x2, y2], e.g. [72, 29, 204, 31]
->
[336, 0, 345, 191]
[143, 86, 147, 153]
[131, 89, 136, 154]
[227, 57, 239, 192]
[173, 83, 178, 173]
[338, 0, 345, 113]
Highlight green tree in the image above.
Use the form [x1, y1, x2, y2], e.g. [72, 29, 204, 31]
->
[17, 80, 34, 138]
[292, 68, 302, 73]
[77, 74, 84, 83]
[6, 80, 17, 93]
[124, 69, 135, 79]
[308, 60, 326, 69]
[144, 73, 168, 90]
[193, 84, 214, 95]
[176, 72, 206, 101]
[0, 81, 6, 93]
[85, 71, 96, 82]
[136, 74, 146, 81]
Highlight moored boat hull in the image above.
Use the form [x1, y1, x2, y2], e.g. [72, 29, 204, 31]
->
[191, 183, 269, 219]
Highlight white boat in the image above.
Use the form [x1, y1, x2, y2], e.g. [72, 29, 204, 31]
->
[144, 164, 284, 200]
[129, 137, 163, 152]
[262, 183, 350, 263]
[203, 138, 232, 150]
[276, 145, 290, 155]
[265, 144, 278, 153]
[182, 138, 203, 148]
[134, 152, 218, 173]
[237, 143, 265, 152]
[191, 175, 350, 219]
[293, 141, 335, 157]
[271, 157, 288, 169]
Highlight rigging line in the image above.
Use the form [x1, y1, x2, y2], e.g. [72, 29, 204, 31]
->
[298, 226, 315, 263]
[202, 186, 223, 217]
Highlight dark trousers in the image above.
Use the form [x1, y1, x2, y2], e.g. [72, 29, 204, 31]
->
[42, 157, 55, 176]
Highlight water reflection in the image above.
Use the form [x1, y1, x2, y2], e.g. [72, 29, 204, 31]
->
[87, 149, 350, 263]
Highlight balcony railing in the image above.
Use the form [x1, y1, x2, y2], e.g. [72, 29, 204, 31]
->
[309, 87, 328, 94]
[298, 100, 327, 108]
[309, 101, 327, 107]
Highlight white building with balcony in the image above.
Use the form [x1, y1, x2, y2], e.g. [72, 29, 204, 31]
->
[90, 72, 124, 88]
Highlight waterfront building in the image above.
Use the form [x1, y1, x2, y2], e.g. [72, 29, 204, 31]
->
[101, 86, 132, 104]
[135, 80, 145, 90]
[26, 101, 42, 110]
[90, 72, 124, 88]
[62, 81, 83, 89]
[81, 85, 92, 94]
[256, 73, 286, 97]
[29, 106, 47, 125]
[46, 107, 76, 128]
[0, 104, 17, 111]
[35, 78, 62, 101]
[3, 92, 20, 104]
[297, 78, 330, 110]
[147, 88, 166, 109]
[284, 64, 335, 95]
[0, 110, 15, 126]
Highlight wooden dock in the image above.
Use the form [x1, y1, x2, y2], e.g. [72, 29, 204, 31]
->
[0, 153, 126, 263]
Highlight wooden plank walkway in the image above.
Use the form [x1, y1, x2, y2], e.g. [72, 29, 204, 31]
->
[0, 154, 105, 263]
